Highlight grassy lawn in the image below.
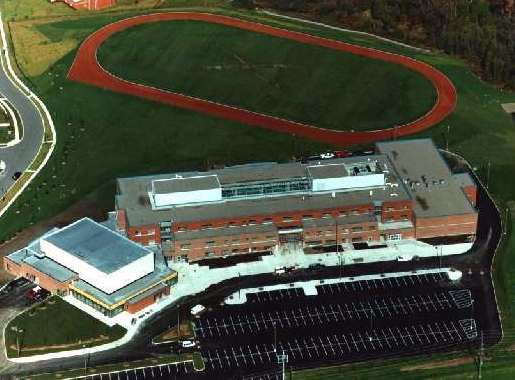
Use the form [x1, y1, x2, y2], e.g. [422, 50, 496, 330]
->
[0, 2, 514, 378]
[5, 296, 126, 358]
[29, 352, 200, 380]
[97, 20, 436, 132]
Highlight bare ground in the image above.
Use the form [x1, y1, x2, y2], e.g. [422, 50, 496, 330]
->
[400, 357, 475, 371]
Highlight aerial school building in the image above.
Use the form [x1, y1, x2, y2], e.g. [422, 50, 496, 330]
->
[4, 218, 176, 317]
[2, 139, 478, 318]
[115, 139, 478, 262]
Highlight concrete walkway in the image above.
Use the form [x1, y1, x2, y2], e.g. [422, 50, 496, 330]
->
[224, 268, 462, 304]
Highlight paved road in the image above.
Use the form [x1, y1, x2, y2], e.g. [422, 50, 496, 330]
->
[0, 23, 44, 199]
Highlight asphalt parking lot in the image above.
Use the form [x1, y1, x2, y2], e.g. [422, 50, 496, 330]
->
[73, 360, 195, 380]
[193, 270, 482, 379]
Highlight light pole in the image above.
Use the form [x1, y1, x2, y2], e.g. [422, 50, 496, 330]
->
[273, 321, 277, 353]
[445, 124, 451, 151]
[504, 207, 510, 236]
[486, 161, 491, 189]
[177, 307, 180, 341]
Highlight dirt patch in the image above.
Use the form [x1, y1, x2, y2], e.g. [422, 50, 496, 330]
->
[9, 334, 109, 353]
[400, 357, 474, 371]
[9, 19, 78, 77]
[155, 322, 193, 343]
[0, 198, 106, 285]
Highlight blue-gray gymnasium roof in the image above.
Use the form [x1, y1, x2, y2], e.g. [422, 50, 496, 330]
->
[44, 218, 152, 274]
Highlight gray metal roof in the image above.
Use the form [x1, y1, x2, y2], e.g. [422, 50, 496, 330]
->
[153, 176, 220, 194]
[116, 155, 407, 227]
[23, 256, 76, 283]
[307, 164, 348, 179]
[44, 218, 153, 274]
[452, 172, 475, 188]
[376, 139, 476, 218]
[72, 250, 174, 307]
[214, 162, 307, 184]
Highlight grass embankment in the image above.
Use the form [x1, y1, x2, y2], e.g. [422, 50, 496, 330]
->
[5, 296, 126, 357]
[153, 321, 194, 344]
[28, 352, 202, 380]
[98, 20, 435, 132]
[0, 2, 513, 378]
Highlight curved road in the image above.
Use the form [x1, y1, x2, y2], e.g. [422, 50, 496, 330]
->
[0, 20, 44, 201]
[68, 12, 457, 146]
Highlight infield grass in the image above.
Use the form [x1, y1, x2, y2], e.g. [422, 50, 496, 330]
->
[97, 20, 436, 132]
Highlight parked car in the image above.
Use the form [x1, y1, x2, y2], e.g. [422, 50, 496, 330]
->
[274, 266, 286, 274]
[320, 152, 335, 159]
[334, 150, 352, 158]
[25, 286, 49, 301]
[180, 340, 196, 348]
[12, 171, 22, 181]
[190, 304, 206, 316]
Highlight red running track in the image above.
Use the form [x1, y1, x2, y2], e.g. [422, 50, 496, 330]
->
[68, 12, 457, 146]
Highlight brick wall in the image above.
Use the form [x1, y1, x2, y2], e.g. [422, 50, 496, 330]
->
[463, 185, 477, 207]
[125, 286, 170, 314]
[415, 213, 478, 239]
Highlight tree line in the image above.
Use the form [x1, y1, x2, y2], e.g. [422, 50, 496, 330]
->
[242, 0, 515, 88]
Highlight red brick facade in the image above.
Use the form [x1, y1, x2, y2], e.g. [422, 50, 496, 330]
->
[53, 0, 116, 11]
[463, 185, 478, 207]
[414, 213, 478, 239]
[4, 257, 72, 294]
[125, 286, 170, 314]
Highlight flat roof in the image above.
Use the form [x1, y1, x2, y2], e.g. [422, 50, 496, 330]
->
[214, 162, 307, 185]
[72, 250, 174, 307]
[376, 139, 476, 218]
[44, 218, 153, 274]
[117, 156, 407, 227]
[23, 255, 76, 283]
[307, 164, 348, 179]
[153, 175, 220, 194]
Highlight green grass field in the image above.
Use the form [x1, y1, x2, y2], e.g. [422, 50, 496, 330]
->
[97, 20, 436, 132]
[5, 296, 126, 357]
[0, 2, 514, 378]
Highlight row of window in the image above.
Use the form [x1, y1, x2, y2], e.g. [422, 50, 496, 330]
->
[180, 237, 277, 250]
[175, 209, 374, 232]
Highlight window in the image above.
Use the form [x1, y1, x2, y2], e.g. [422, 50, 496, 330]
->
[201, 224, 212, 230]
[263, 218, 273, 224]
[352, 237, 362, 242]
[351, 226, 363, 232]
[205, 241, 216, 247]
[283, 216, 294, 222]
[303, 214, 313, 219]
[368, 226, 375, 230]
[177, 226, 186, 232]
[248, 220, 257, 225]
[180, 244, 191, 251]
[387, 233, 402, 241]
